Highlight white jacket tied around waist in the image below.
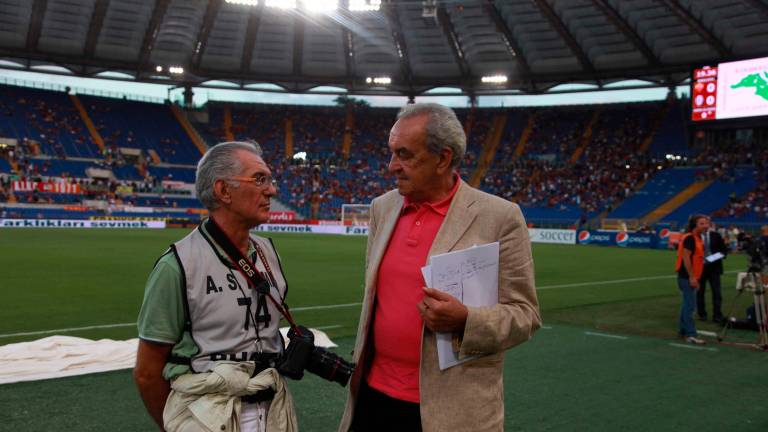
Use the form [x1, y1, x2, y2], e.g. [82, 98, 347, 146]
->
[163, 362, 297, 432]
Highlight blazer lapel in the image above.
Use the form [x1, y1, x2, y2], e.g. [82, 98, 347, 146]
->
[428, 181, 478, 257]
[366, 194, 404, 291]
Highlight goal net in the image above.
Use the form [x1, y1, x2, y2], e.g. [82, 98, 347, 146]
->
[341, 204, 371, 226]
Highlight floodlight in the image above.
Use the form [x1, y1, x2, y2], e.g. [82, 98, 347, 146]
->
[226, 0, 259, 5]
[367, 76, 391, 85]
[303, 0, 337, 12]
[266, 0, 296, 9]
[481, 75, 508, 84]
[349, 0, 381, 11]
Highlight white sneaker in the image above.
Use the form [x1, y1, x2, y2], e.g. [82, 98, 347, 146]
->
[685, 336, 706, 345]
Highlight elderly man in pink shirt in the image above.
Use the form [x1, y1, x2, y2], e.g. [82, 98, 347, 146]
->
[339, 103, 541, 432]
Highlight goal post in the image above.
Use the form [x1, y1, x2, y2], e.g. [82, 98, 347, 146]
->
[341, 204, 371, 226]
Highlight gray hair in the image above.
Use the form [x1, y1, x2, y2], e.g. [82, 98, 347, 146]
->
[397, 102, 466, 167]
[195, 141, 263, 210]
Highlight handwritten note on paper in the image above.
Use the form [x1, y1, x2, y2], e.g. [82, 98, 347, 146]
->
[423, 242, 500, 370]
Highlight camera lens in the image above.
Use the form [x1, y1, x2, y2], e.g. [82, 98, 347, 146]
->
[307, 347, 355, 387]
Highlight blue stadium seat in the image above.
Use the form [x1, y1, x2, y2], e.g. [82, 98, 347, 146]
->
[609, 167, 699, 219]
[662, 167, 758, 226]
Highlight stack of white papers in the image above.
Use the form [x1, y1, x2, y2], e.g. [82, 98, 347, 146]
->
[422, 242, 499, 370]
[705, 252, 724, 263]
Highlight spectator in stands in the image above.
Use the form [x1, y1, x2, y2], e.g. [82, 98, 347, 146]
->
[134, 142, 296, 431]
[340, 103, 540, 431]
[675, 214, 710, 345]
[697, 220, 728, 324]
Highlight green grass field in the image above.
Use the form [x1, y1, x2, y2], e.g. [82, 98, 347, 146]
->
[1, 229, 766, 431]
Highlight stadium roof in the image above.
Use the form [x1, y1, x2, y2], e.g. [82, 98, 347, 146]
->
[1, 0, 767, 96]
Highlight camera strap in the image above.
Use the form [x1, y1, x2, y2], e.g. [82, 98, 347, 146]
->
[205, 218, 302, 334]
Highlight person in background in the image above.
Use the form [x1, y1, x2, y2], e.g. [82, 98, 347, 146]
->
[728, 224, 740, 252]
[697, 220, 728, 323]
[675, 214, 709, 344]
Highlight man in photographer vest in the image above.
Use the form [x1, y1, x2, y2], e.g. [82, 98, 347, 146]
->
[134, 141, 296, 431]
[675, 214, 709, 345]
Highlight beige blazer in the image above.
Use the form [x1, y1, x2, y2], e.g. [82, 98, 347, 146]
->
[339, 180, 541, 432]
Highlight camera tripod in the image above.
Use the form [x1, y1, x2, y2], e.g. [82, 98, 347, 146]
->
[718, 272, 768, 351]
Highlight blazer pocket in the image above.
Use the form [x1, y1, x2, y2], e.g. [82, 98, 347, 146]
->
[461, 353, 503, 369]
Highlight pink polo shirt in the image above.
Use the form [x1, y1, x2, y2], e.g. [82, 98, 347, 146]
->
[367, 176, 461, 403]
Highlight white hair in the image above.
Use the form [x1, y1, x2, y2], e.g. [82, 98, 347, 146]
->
[397, 103, 466, 167]
[195, 141, 262, 210]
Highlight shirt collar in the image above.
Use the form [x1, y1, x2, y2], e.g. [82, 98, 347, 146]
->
[200, 218, 256, 265]
[402, 174, 461, 216]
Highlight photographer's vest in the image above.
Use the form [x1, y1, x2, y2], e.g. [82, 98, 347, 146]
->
[172, 226, 288, 373]
[675, 232, 704, 279]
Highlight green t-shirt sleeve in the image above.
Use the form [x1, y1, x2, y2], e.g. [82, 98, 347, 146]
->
[137, 252, 185, 345]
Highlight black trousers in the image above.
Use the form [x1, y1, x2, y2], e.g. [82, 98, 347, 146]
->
[697, 266, 723, 319]
[350, 380, 422, 432]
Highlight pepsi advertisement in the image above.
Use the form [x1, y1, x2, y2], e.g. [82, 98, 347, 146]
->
[577, 230, 659, 249]
[655, 225, 672, 249]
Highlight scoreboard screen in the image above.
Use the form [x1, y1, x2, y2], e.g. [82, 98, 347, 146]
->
[691, 56, 768, 122]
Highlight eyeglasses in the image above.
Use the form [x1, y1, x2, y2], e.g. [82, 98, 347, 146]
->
[229, 175, 278, 188]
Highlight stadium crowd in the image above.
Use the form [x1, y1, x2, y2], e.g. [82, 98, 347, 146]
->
[713, 183, 768, 220]
[481, 103, 662, 218]
[1, 84, 767, 229]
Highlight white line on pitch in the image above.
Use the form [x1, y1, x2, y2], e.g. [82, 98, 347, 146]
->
[538, 270, 738, 291]
[0, 323, 135, 339]
[315, 325, 343, 330]
[0, 303, 362, 338]
[697, 330, 718, 337]
[668, 343, 718, 352]
[584, 331, 628, 340]
[541, 325, 553, 330]
[2, 269, 741, 339]
[291, 302, 362, 312]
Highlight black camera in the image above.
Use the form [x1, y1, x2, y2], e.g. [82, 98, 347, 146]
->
[277, 325, 355, 387]
[741, 234, 766, 273]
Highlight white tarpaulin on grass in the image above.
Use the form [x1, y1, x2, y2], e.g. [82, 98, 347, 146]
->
[0, 336, 139, 385]
[0, 328, 338, 385]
